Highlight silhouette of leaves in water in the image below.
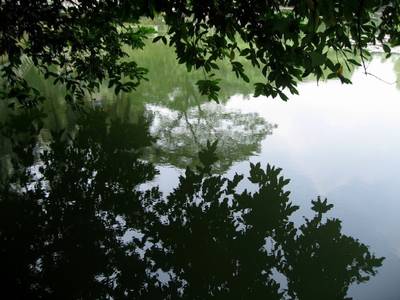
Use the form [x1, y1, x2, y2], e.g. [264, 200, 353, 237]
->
[0, 110, 383, 299]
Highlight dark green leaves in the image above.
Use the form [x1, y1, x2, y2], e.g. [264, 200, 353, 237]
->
[0, 2, 154, 107]
[347, 58, 362, 67]
[311, 197, 334, 215]
[0, 112, 384, 298]
[196, 78, 221, 102]
[153, 35, 168, 45]
[383, 43, 392, 58]
[1, 0, 399, 106]
[254, 83, 289, 101]
[231, 61, 250, 82]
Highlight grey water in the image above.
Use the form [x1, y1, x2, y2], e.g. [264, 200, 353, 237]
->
[147, 55, 400, 299]
[2, 43, 400, 298]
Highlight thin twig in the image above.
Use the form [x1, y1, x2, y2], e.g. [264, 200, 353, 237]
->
[365, 72, 398, 85]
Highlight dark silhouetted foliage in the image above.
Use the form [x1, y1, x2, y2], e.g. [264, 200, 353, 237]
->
[0, 111, 383, 299]
[1, 1, 400, 106]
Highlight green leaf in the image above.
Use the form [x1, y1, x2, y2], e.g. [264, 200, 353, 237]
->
[310, 51, 326, 67]
[382, 43, 391, 54]
[347, 59, 361, 66]
[327, 73, 337, 79]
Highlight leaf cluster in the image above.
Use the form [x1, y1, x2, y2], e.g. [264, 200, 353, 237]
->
[0, 111, 384, 299]
[1, 1, 400, 105]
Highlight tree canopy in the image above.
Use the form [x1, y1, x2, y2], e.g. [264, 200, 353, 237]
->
[1, 0, 400, 107]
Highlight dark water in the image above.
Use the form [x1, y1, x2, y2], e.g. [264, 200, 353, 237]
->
[1, 44, 400, 299]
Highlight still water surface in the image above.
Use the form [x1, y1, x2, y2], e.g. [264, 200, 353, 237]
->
[148, 56, 400, 299]
[2, 44, 400, 298]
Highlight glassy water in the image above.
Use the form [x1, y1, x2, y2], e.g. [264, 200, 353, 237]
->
[225, 58, 400, 300]
[145, 53, 400, 299]
[1, 43, 400, 299]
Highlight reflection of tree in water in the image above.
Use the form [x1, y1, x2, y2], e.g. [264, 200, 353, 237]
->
[89, 42, 275, 173]
[0, 110, 159, 299]
[129, 45, 275, 173]
[149, 102, 276, 173]
[11, 42, 272, 173]
[0, 110, 383, 299]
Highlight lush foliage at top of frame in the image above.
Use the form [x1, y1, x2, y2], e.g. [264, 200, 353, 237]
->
[1, 0, 399, 107]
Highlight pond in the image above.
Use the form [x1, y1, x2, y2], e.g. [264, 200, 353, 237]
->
[1, 43, 399, 299]
[146, 52, 400, 299]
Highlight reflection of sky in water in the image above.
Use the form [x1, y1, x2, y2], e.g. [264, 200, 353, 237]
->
[228, 58, 400, 300]
[153, 57, 400, 299]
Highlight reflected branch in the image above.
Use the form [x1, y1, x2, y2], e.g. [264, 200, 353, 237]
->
[0, 112, 383, 299]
